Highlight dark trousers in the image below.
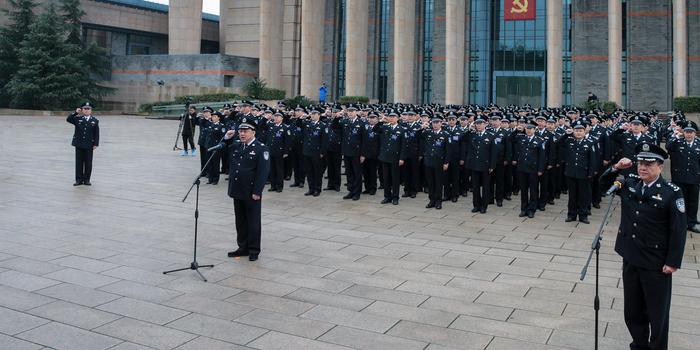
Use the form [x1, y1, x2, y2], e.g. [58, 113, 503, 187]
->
[344, 155, 362, 196]
[490, 163, 505, 202]
[518, 171, 539, 213]
[510, 164, 520, 193]
[221, 147, 230, 174]
[460, 166, 471, 195]
[289, 147, 305, 185]
[182, 134, 195, 152]
[270, 155, 285, 191]
[199, 143, 208, 176]
[537, 170, 550, 209]
[503, 164, 513, 197]
[75, 147, 93, 182]
[425, 166, 444, 202]
[471, 170, 491, 210]
[362, 158, 379, 193]
[553, 165, 564, 196]
[325, 151, 342, 190]
[207, 150, 220, 182]
[403, 157, 420, 195]
[590, 172, 602, 206]
[304, 155, 323, 193]
[233, 198, 262, 255]
[444, 161, 461, 200]
[622, 262, 672, 350]
[674, 181, 699, 227]
[566, 177, 591, 218]
[382, 161, 401, 200]
[545, 168, 556, 202]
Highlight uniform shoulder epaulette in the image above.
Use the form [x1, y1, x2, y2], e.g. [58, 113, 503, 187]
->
[627, 173, 640, 180]
[667, 182, 680, 192]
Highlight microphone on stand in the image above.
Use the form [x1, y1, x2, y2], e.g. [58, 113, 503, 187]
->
[604, 179, 624, 196]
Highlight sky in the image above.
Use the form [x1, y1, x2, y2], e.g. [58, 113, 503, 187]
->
[148, 0, 220, 15]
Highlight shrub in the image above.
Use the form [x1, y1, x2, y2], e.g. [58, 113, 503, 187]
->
[173, 93, 241, 104]
[337, 96, 369, 104]
[283, 95, 313, 108]
[243, 78, 266, 99]
[259, 88, 286, 100]
[579, 100, 618, 114]
[674, 96, 700, 113]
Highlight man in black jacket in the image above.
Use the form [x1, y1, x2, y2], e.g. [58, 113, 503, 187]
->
[67, 102, 99, 186]
[375, 110, 405, 205]
[666, 121, 700, 233]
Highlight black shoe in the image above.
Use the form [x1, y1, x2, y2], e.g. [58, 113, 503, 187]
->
[426, 201, 435, 208]
[547, 200, 555, 205]
[362, 190, 371, 194]
[290, 183, 300, 188]
[688, 225, 700, 233]
[496, 201, 503, 207]
[513, 191, 519, 196]
[83, 181, 91, 186]
[527, 212, 535, 218]
[333, 187, 341, 192]
[402, 193, 410, 198]
[451, 197, 458, 203]
[312, 191, 320, 197]
[206, 180, 213, 184]
[211, 181, 218, 185]
[249, 254, 258, 261]
[378, 185, 384, 189]
[352, 196, 360, 201]
[369, 190, 376, 195]
[554, 195, 560, 199]
[435, 202, 442, 210]
[324, 186, 334, 190]
[565, 216, 576, 222]
[268, 188, 277, 192]
[471, 208, 480, 213]
[488, 200, 495, 205]
[227, 250, 249, 258]
[592, 203, 601, 209]
[276, 189, 283, 193]
[537, 206, 545, 212]
[381, 198, 391, 204]
[73, 181, 82, 186]
[392, 198, 399, 205]
[304, 191, 313, 196]
[480, 208, 487, 214]
[284, 176, 291, 181]
[519, 211, 527, 217]
[579, 217, 590, 224]
[343, 194, 353, 200]
[410, 193, 416, 198]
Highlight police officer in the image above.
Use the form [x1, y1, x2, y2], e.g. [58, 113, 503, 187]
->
[489, 113, 510, 206]
[559, 120, 596, 223]
[288, 106, 306, 187]
[221, 117, 271, 262]
[443, 112, 462, 203]
[194, 106, 213, 176]
[666, 120, 700, 233]
[205, 112, 227, 185]
[602, 143, 686, 350]
[402, 110, 422, 198]
[324, 107, 343, 192]
[375, 109, 405, 205]
[512, 120, 546, 218]
[610, 115, 656, 175]
[334, 104, 365, 200]
[67, 102, 99, 186]
[422, 116, 451, 210]
[266, 111, 292, 192]
[463, 115, 496, 213]
[301, 108, 328, 196]
[361, 112, 381, 195]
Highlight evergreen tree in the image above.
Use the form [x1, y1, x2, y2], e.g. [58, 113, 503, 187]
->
[5, 4, 83, 109]
[0, 0, 36, 107]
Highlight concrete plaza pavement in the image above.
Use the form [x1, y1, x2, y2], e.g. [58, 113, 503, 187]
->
[0, 114, 699, 349]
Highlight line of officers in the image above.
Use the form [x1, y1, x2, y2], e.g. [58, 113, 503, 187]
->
[184, 101, 700, 231]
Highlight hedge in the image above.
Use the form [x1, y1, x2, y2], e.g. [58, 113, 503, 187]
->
[259, 88, 286, 100]
[138, 93, 244, 113]
[579, 100, 618, 114]
[674, 96, 700, 113]
[337, 96, 369, 104]
[282, 95, 313, 108]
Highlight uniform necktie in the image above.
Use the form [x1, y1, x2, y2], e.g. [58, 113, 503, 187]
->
[642, 185, 648, 195]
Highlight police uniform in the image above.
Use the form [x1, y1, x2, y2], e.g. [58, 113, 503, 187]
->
[665, 121, 700, 232]
[301, 111, 328, 196]
[422, 119, 451, 209]
[67, 102, 99, 186]
[194, 106, 214, 176]
[601, 143, 686, 350]
[535, 120, 557, 210]
[610, 115, 656, 175]
[375, 111, 406, 204]
[223, 118, 271, 261]
[559, 120, 596, 223]
[324, 111, 343, 191]
[443, 114, 463, 203]
[401, 117, 423, 198]
[333, 105, 366, 200]
[361, 114, 381, 195]
[205, 114, 227, 185]
[488, 116, 510, 206]
[265, 114, 292, 192]
[512, 121, 547, 218]
[462, 115, 497, 213]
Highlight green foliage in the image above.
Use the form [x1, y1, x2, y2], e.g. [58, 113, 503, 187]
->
[139, 93, 243, 113]
[674, 97, 700, 113]
[579, 100, 618, 115]
[5, 4, 84, 109]
[283, 95, 313, 108]
[337, 96, 370, 104]
[243, 77, 286, 100]
[0, 0, 37, 107]
[259, 88, 286, 100]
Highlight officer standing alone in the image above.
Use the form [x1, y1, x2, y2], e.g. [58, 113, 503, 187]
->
[602, 143, 686, 350]
[67, 102, 99, 186]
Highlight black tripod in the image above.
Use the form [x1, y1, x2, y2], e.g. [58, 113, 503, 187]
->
[163, 149, 220, 281]
[580, 193, 616, 350]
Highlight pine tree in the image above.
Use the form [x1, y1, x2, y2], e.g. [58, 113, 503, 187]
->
[5, 4, 84, 109]
[0, 0, 37, 107]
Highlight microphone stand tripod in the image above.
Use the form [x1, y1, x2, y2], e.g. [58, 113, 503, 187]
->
[580, 193, 616, 350]
[163, 148, 220, 282]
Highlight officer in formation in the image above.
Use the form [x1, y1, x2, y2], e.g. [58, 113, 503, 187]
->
[67, 102, 99, 186]
[602, 143, 686, 350]
[191, 102, 699, 234]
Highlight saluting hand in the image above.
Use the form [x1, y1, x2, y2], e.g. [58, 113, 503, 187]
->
[614, 157, 633, 170]
[225, 130, 236, 139]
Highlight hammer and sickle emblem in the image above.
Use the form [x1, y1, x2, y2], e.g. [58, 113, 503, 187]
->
[511, 0, 529, 14]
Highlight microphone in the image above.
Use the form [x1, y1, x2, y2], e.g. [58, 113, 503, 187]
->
[599, 165, 617, 179]
[207, 133, 230, 152]
[605, 179, 623, 196]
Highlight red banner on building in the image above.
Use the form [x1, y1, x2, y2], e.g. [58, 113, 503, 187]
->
[504, 0, 536, 21]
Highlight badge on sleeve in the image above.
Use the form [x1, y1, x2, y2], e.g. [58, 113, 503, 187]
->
[676, 198, 686, 213]
[263, 151, 270, 160]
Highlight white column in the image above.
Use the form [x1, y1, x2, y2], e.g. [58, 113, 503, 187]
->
[546, 0, 562, 107]
[445, 0, 465, 105]
[608, 0, 622, 105]
[259, 0, 284, 88]
[393, 0, 416, 103]
[168, 0, 203, 54]
[300, 0, 325, 99]
[345, 0, 369, 97]
[673, 0, 688, 97]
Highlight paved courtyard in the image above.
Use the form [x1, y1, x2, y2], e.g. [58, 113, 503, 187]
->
[0, 114, 699, 350]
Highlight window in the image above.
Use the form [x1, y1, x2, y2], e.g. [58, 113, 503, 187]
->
[336, 0, 347, 98]
[421, 0, 434, 103]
